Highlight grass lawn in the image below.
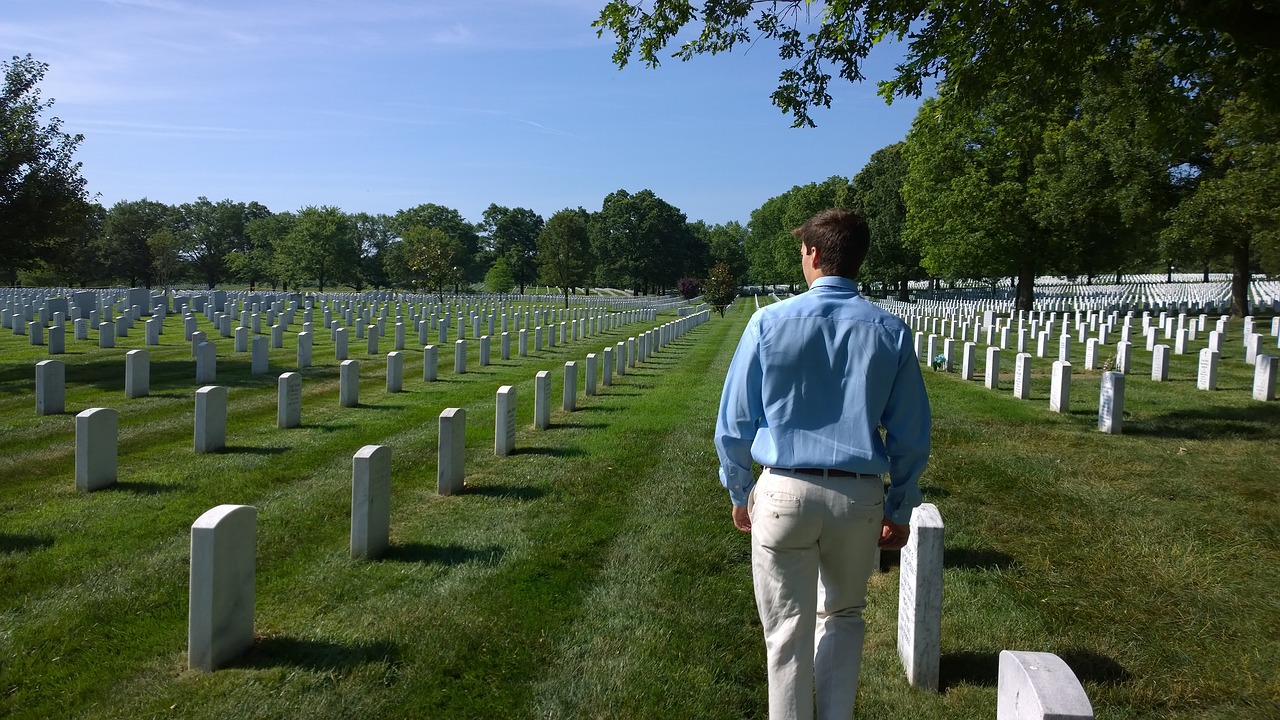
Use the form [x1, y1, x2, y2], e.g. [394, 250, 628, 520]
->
[1, 298, 1278, 718]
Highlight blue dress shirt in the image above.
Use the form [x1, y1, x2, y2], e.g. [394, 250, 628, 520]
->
[715, 276, 931, 524]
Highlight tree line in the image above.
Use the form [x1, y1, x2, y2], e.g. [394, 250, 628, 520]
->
[597, 0, 1280, 315]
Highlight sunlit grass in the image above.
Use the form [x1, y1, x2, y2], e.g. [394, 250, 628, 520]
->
[1, 301, 1277, 718]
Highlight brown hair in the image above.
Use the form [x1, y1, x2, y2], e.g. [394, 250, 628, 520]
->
[792, 208, 870, 279]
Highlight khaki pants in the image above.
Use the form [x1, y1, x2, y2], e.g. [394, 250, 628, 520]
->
[750, 468, 883, 720]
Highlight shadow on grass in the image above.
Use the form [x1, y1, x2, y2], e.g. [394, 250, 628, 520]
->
[919, 483, 951, 499]
[1125, 404, 1280, 440]
[463, 485, 546, 501]
[939, 650, 999, 690]
[381, 542, 505, 566]
[577, 404, 623, 413]
[0, 533, 55, 553]
[938, 647, 1130, 692]
[511, 446, 585, 458]
[556, 420, 608, 430]
[944, 547, 1017, 571]
[103, 480, 179, 494]
[236, 636, 400, 672]
[1059, 647, 1132, 685]
[221, 445, 290, 456]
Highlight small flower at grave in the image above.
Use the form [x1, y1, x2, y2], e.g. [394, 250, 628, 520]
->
[1101, 356, 1115, 372]
[931, 353, 947, 371]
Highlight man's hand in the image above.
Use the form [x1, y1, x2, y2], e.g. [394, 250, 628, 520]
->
[878, 517, 910, 550]
[732, 505, 751, 533]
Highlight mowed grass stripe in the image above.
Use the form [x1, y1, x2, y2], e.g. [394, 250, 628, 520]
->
[86, 316, 727, 719]
[0, 311, 693, 717]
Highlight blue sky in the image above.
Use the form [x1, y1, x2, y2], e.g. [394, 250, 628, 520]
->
[4, 0, 928, 227]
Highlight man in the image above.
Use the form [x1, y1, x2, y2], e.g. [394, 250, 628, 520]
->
[715, 208, 931, 719]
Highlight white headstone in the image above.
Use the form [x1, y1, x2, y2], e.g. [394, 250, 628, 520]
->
[188, 504, 256, 671]
[1098, 372, 1124, 434]
[534, 371, 551, 430]
[602, 347, 614, 387]
[585, 353, 598, 396]
[996, 650, 1095, 720]
[386, 351, 404, 393]
[278, 372, 302, 428]
[351, 445, 392, 560]
[1197, 348, 1219, 391]
[297, 331, 313, 368]
[495, 386, 517, 456]
[99, 320, 115, 348]
[1253, 354, 1277, 402]
[423, 344, 438, 382]
[125, 349, 150, 398]
[250, 336, 268, 375]
[985, 347, 1001, 390]
[334, 327, 348, 361]
[196, 341, 217, 383]
[340, 359, 359, 407]
[454, 339, 467, 374]
[961, 342, 977, 381]
[898, 503, 943, 691]
[437, 408, 466, 495]
[75, 408, 118, 492]
[1050, 361, 1071, 413]
[36, 359, 65, 415]
[1152, 345, 1170, 382]
[1014, 353, 1032, 399]
[564, 361, 578, 412]
[195, 386, 227, 453]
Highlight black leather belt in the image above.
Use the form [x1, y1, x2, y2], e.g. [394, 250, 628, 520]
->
[771, 467, 879, 479]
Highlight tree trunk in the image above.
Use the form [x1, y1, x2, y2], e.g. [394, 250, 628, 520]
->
[1015, 260, 1036, 313]
[1202, 267, 1210, 282]
[1231, 239, 1251, 317]
[1115, 270, 1122, 284]
[897, 278, 910, 301]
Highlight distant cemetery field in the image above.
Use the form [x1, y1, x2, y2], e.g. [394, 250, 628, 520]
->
[1, 285, 1277, 719]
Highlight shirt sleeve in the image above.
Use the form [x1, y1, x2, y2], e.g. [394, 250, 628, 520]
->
[879, 325, 932, 524]
[715, 314, 765, 507]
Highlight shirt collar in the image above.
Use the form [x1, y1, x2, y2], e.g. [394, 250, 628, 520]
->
[809, 276, 858, 291]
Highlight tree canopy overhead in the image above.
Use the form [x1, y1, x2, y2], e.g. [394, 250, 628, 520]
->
[594, 1, 1280, 127]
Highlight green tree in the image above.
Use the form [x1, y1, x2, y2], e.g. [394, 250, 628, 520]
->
[235, 211, 293, 290]
[594, 1, 1280, 127]
[482, 204, 544, 293]
[100, 199, 175, 287]
[396, 226, 458, 298]
[0, 54, 90, 273]
[852, 143, 922, 299]
[177, 198, 269, 289]
[903, 90, 1075, 311]
[147, 227, 184, 288]
[706, 220, 749, 282]
[747, 177, 853, 291]
[392, 204, 480, 288]
[353, 212, 395, 291]
[538, 208, 593, 307]
[274, 206, 358, 292]
[1162, 94, 1280, 315]
[485, 256, 516, 293]
[591, 189, 690, 294]
[37, 201, 106, 288]
[703, 261, 739, 317]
